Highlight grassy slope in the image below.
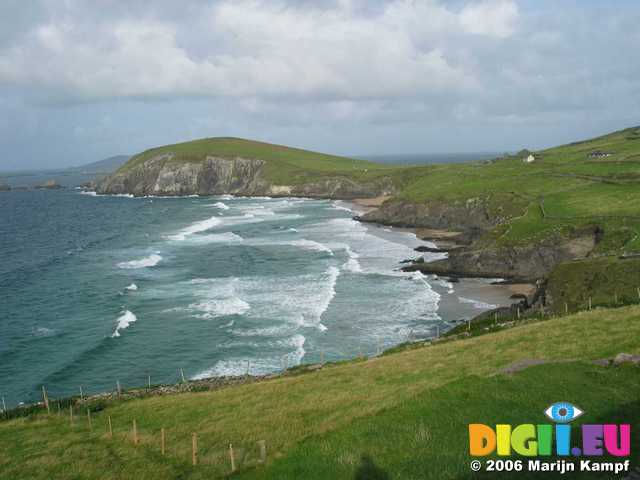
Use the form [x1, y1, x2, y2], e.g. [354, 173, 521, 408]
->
[117, 137, 411, 187]
[2, 306, 640, 479]
[397, 126, 640, 251]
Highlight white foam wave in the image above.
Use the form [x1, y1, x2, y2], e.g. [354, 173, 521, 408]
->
[191, 359, 258, 379]
[341, 245, 362, 273]
[331, 201, 355, 213]
[283, 239, 333, 254]
[167, 216, 222, 241]
[111, 310, 137, 337]
[302, 266, 339, 331]
[185, 232, 244, 244]
[79, 191, 134, 198]
[458, 296, 497, 310]
[283, 334, 306, 364]
[188, 297, 250, 319]
[117, 253, 162, 269]
[190, 334, 306, 380]
[125, 283, 138, 291]
[32, 327, 56, 337]
[210, 201, 230, 210]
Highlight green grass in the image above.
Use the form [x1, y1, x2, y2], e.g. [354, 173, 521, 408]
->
[2, 306, 640, 479]
[239, 362, 640, 480]
[547, 256, 640, 313]
[118, 137, 403, 187]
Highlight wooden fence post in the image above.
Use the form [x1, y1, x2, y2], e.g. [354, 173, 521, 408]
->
[467, 319, 471, 331]
[517, 307, 520, 319]
[79, 386, 84, 402]
[637, 287, 640, 300]
[436, 325, 440, 338]
[180, 369, 186, 384]
[320, 351, 324, 365]
[245, 360, 250, 377]
[229, 443, 236, 472]
[1, 396, 5, 413]
[69, 405, 74, 425]
[132, 419, 138, 445]
[494, 312, 498, 325]
[86, 409, 92, 431]
[108, 415, 113, 439]
[192, 433, 198, 466]
[161, 428, 166, 455]
[258, 440, 266, 463]
[564, 303, 568, 315]
[588, 297, 592, 310]
[116, 380, 121, 397]
[614, 292, 618, 304]
[148, 375, 151, 389]
[41, 385, 50, 414]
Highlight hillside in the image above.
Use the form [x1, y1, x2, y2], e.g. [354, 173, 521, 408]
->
[68, 155, 130, 174]
[364, 126, 640, 291]
[1, 305, 639, 479]
[98, 137, 408, 198]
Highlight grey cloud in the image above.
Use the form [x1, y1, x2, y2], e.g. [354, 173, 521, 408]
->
[0, 0, 639, 170]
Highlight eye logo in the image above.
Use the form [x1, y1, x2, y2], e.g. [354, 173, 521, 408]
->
[544, 402, 584, 423]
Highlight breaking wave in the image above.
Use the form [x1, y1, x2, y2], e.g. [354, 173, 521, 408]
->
[167, 216, 222, 241]
[111, 310, 137, 337]
[117, 253, 162, 269]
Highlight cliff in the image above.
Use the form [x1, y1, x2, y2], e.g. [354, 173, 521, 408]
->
[97, 138, 399, 199]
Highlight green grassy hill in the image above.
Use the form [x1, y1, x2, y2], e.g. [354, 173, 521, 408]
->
[2, 305, 639, 479]
[396, 126, 640, 251]
[118, 137, 405, 186]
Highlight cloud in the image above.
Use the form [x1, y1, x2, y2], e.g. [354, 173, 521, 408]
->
[459, 0, 518, 38]
[0, 1, 640, 170]
[0, 0, 518, 102]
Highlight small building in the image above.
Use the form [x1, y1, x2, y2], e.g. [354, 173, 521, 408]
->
[523, 154, 535, 163]
[588, 150, 613, 158]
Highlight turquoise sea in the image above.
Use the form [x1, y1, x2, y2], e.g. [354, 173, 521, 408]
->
[0, 190, 510, 407]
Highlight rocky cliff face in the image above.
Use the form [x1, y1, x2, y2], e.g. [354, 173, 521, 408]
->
[364, 200, 599, 281]
[360, 199, 503, 231]
[403, 228, 599, 281]
[97, 154, 396, 199]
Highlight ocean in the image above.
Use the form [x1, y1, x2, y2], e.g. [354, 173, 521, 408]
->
[0, 189, 510, 406]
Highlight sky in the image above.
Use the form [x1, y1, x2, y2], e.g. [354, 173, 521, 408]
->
[0, 0, 639, 171]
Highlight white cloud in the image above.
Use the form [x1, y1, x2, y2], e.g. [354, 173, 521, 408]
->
[459, 0, 518, 38]
[0, 0, 517, 101]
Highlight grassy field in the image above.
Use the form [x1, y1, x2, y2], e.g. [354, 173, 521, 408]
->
[2, 305, 639, 479]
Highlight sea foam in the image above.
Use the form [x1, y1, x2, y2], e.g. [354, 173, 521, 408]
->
[112, 310, 137, 337]
[117, 254, 162, 269]
[167, 216, 222, 241]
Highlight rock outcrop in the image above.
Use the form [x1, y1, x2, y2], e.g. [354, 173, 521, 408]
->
[97, 154, 396, 199]
[360, 199, 501, 232]
[403, 227, 599, 281]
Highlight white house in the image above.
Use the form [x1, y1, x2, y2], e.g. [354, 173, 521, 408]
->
[524, 154, 535, 163]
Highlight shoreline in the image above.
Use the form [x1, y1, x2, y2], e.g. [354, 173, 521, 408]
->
[348, 197, 536, 307]
[345, 197, 524, 326]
